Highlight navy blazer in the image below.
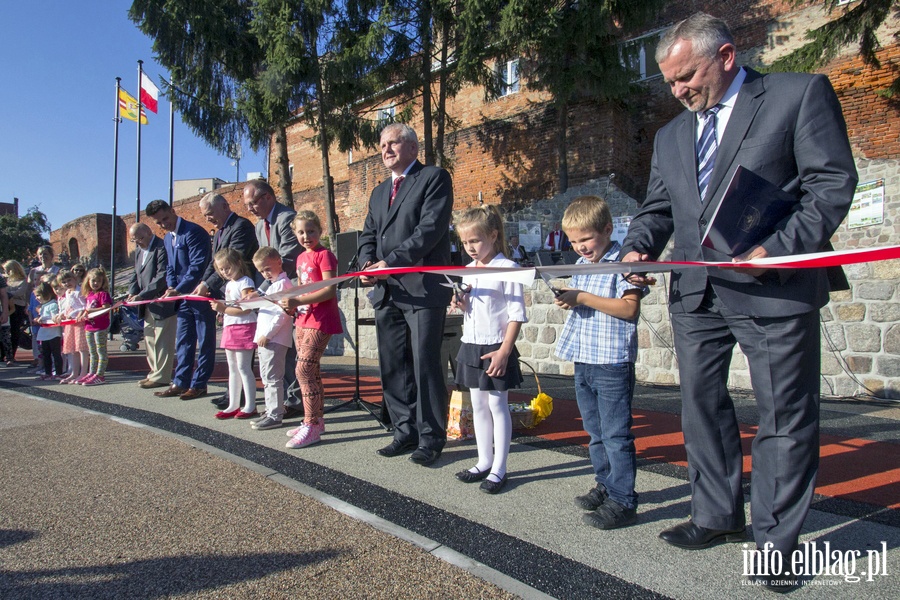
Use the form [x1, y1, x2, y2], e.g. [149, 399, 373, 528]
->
[622, 69, 857, 317]
[164, 218, 212, 295]
[358, 161, 453, 310]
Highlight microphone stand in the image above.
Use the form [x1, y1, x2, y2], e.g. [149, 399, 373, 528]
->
[323, 250, 391, 431]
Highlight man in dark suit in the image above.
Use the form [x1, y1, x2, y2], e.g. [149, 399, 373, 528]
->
[145, 200, 217, 402]
[193, 192, 259, 410]
[620, 13, 857, 588]
[358, 123, 454, 466]
[242, 179, 303, 417]
[193, 193, 259, 298]
[126, 223, 177, 389]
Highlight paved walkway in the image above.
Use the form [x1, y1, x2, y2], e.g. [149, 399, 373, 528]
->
[1, 344, 898, 599]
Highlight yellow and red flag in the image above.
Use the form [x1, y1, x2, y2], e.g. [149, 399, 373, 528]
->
[118, 88, 148, 125]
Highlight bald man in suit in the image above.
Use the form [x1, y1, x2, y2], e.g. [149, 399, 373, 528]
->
[127, 223, 176, 389]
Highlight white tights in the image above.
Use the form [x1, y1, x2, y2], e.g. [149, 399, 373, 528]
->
[226, 349, 256, 413]
[469, 388, 512, 482]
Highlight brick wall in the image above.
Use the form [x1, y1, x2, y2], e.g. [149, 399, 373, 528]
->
[49, 1, 899, 398]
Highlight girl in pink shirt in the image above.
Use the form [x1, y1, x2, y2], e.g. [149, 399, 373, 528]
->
[76, 268, 113, 386]
[280, 211, 343, 449]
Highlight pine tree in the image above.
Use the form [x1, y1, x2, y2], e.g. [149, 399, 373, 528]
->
[769, 0, 900, 100]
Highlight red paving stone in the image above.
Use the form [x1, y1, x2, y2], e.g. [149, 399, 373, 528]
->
[70, 349, 900, 511]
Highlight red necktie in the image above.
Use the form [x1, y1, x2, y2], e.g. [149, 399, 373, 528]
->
[389, 176, 405, 206]
[264, 219, 271, 243]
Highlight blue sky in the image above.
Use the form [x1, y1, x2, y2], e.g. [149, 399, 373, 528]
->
[0, 1, 269, 233]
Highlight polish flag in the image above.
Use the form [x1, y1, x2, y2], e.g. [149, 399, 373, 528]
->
[140, 73, 159, 114]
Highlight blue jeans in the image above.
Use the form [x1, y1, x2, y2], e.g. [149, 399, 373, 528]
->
[574, 362, 637, 509]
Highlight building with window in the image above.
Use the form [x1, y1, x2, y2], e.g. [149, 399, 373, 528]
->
[269, 1, 899, 396]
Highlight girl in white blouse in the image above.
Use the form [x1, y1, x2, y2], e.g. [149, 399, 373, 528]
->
[451, 205, 527, 495]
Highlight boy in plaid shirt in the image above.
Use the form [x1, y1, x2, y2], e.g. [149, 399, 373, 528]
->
[554, 196, 647, 530]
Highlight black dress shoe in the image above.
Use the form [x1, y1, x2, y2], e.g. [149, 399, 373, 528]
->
[455, 468, 489, 483]
[479, 473, 508, 494]
[659, 520, 746, 550]
[283, 405, 305, 419]
[408, 446, 441, 465]
[376, 439, 417, 457]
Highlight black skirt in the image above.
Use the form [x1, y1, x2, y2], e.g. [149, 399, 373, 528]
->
[455, 342, 524, 392]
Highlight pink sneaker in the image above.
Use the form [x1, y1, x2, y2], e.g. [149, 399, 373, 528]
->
[79, 374, 97, 385]
[286, 421, 325, 437]
[286, 421, 324, 449]
[83, 375, 106, 386]
[73, 374, 92, 384]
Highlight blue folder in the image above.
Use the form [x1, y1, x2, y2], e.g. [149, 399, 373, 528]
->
[700, 166, 797, 257]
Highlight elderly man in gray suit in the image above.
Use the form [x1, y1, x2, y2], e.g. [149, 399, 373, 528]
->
[358, 123, 454, 467]
[621, 13, 856, 591]
[242, 179, 303, 417]
[126, 223, 177, 389]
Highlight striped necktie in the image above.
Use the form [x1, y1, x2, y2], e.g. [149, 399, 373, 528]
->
[696, 105, 721, 202]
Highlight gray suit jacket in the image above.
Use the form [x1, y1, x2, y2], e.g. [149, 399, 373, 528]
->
[127, 236, 175, 320]
[255, 202, 300, 281]
[357, 161, 454, 310]
[622, 69, 857, 317]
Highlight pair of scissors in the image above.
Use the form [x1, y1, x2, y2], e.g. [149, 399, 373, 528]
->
[441, 274, 472, 302]
[538, 271, 563, 297]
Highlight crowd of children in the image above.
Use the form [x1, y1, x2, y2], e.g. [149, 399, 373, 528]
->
[0, 247, 111, 386]
[6, 196, 646, 530]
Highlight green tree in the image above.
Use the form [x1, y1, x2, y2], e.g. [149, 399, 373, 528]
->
[251, 0, 389, 239]
[374, 0, 501, 168]
[129, 0, 297, 205]
[497, 0, 664, 192]
[0, 207, 50, 265]
[769, 0, 900, 100]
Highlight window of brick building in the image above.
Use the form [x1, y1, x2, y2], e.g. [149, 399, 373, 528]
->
[377, 105, 395, 126]
[622, 30, 663, 81]
[497, 59, 520, 97]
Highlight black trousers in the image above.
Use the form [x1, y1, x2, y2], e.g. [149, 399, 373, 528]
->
[374, 302, 448, 450]
[41, 336, 63, 376]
